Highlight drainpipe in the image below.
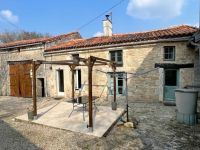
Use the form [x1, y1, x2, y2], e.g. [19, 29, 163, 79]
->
[190, 41, 200, 84]
[0, 51, 1, 95]
[44, 43, 48, 97]
[125, 73, 129, 122]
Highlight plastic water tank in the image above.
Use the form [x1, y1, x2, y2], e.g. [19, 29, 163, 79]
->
[175, 89, 198, 125]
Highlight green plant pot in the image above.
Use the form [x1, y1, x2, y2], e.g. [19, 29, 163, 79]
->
[27, 111, 34, 121]
[112, 102, 117, 110]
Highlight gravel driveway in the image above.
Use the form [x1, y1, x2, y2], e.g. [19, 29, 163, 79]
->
[0, 96, 200, 150]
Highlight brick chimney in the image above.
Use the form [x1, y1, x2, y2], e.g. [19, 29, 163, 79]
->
[103, 15, 112, 36]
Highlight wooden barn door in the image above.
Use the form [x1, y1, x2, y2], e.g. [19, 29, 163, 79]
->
[20, 64, 32, 97]
[9, 64, 32, 97]
[9, 64, 20, 96]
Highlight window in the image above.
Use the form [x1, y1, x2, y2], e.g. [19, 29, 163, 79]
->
[74, 69, 81, 90]
[164, 46, 175, 61]
[108, 72, 126, 95]
[110, 50, 123, 66]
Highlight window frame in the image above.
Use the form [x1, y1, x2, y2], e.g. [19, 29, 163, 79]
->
[109, 50, 123, 66]
[108, 72, 126, 95]
[163, 46, 175, 61]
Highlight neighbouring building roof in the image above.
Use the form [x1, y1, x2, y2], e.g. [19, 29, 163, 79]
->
[45, 25, 198, 52]
[0, 32, 81, 49]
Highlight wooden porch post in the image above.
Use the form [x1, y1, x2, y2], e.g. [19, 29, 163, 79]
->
[70, 65, 76, 100]
[88, 56, 95, 131]
[113, 67, 116, 103]
[111, 64, 117, 110]
[32, 61, 37, 116]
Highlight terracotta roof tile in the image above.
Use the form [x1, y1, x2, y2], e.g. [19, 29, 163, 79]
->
[0, 32, 80, 49]
[45, 25, 198, 52]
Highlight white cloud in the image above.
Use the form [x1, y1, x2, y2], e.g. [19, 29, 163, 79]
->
[0, 9, 19, 23]
[93, 31, 104, 37]
[127, 0, 185, 19]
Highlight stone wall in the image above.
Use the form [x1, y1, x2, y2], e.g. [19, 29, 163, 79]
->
[0, 51, 9, 95]
[45, 41, 196, 102]
[194, 51, 200, 85]
[0, 44, 45, 96]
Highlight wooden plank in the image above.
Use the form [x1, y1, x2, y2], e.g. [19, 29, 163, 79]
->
[155, 63, 194, 69]
[91, 56, 114, 63]
[9, 64, 20, 97]
[37, 60, 79, 66]
[22, 64, 32, 97]
[32, 61, 37, 116]
[88, 57, 93, 131]
[113, 68, 116, 103]
[103, 110, 126, 137]
[7, 60, 33, 65]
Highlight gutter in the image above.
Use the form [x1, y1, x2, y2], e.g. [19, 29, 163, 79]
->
[44, 36, 191, 56]
[0, 42, 44, 50]
[191, 41, 200, 47]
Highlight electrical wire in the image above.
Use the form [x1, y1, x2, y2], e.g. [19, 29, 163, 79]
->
[76, 0, 126, 31]
[0, 15, 22, 31]
[95, 67, 159, 79]
[127, 68, 159, 79]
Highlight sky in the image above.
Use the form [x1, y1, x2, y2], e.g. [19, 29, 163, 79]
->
[0, 0, 199, 38]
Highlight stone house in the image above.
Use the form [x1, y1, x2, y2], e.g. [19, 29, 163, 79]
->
[0, 32, 81, 97]
[44, 19, 198, 103]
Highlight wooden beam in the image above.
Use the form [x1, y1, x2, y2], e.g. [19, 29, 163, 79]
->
[78, 57, 88, 62]
[37, 60, 79, 66]
[113, 67, 116, 103]
[32, 61, 37, 116]
[103, 110, 126, 137]
[69, 65, 76, 100]
[95, 60, 108, 65]
[155, 63, 194, 69]
[7, 60, 33, 65]
[93, 64, 107, 66]
[91, 56, 114, 63]
[88, 56, 96, 131]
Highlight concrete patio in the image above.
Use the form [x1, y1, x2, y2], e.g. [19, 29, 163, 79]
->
[15, 101, 125, 137]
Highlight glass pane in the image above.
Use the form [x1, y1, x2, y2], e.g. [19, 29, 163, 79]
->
[110, 52, 115, 61]
[117, 56, 122, 62]
[165, 70, 177, 86]
[118, 73, 123, 78]
[117, 51, 122, 56]
[118, 87, 123, 94]
[168, 53, 173, 59]
[118, 79, 123, 86]
[164, 46, 175, 60]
